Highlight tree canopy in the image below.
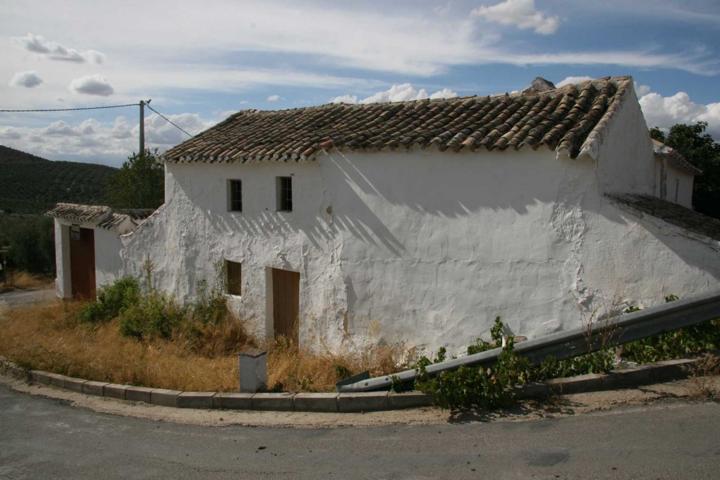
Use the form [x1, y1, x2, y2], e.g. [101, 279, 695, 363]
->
[108, 150, 164, 209]
[650, 122, 720, 219]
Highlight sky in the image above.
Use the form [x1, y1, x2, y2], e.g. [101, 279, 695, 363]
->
[1, 0, 719, 167]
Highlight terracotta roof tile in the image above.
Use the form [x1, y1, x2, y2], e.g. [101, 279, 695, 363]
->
[46, 203, 154, 233]
[165, 76, 634, 164]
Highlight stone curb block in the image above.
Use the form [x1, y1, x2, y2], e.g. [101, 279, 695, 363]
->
[251, 393, 295, 411]
[177, 392, 215, 409]
[388, 391, 433, 409]
[3, 354, 715, 411]
[125, 386, 154, 403]
[103, 383, 128, 400]
[30, 370, 53, 385]
[546, 372, 607, 395]
[0, 359, 27, 380]
[82, 381, 108, 396]
[338, 392, 389, 412]
[63, 376, 87, 393]
[213, 392, 254, 410]
[151, 389, 181, 407]
[293, 393, 338, 412]
[518, 358, 702, 399]
[47, 373, 67, 388]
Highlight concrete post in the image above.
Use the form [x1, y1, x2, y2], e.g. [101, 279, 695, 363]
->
[238, 348, 267, 393]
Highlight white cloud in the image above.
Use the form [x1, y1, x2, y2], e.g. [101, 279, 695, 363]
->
[0, 127, 22, 140]
[9, 70, 43, 88]
[638, 89, 720, 139]
[329, 94, 358, 104]
[13, 33, 105, 63]
[69, 74, 114, 96]
[144, 112, 211, 145]
[429, 88, 458, 100]
[45, 120, 82, 136]
[472, 0, 561, 35]
[266, 94, 281, 102]
[635, 83, 651, 97]
[555, 76, 592, 87]
[0, 112, 214, 166]
[331, 84, 458, 104]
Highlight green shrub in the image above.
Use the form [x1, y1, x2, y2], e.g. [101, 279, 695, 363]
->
[415, 317, 531, 410]
[532, 349, 615, 381]
[79, 277, 140, 323]
[619, 295, 720, 364]
[118, 291, 186, 340]
[622, 319, 720, 364]
[191, 279, 227, 326]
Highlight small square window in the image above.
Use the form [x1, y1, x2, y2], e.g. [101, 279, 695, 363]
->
[276, 176, 292, 212]
[226, 260, 242, 295]
[228, 180, 242, 212]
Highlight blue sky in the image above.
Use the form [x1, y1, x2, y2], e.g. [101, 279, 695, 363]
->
[1, 0, 719, 166]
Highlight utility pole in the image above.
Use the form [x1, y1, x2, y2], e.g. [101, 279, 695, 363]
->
[139, 99, 151, 156]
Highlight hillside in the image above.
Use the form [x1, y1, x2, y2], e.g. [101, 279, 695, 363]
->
[0, 145, 117, 214]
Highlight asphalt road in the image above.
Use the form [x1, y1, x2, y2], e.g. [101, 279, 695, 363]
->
[0, 288, 55, 309]
[1, 385, 719, 479]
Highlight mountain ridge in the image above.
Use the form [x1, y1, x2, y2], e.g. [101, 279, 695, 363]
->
[0, 145, 117, 214]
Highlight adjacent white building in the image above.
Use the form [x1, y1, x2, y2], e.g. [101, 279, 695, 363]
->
[49, 76, 720, 354]
[652, 139, 702, 209]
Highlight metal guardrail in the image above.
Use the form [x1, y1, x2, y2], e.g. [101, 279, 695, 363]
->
[337, 289, 720, 392]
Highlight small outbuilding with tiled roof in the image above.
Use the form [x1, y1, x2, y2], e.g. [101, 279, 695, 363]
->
[652, 139, 702, 209]
[51, 76, 720, 354]
[47, 203, 151, 299]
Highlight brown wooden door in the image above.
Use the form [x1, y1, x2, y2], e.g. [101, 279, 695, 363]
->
[272, 268, 299, 344]
[70, 227, 96, 299]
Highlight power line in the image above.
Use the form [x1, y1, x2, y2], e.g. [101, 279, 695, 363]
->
[0, 103, 139, 113]
[145, 104, 193, 138]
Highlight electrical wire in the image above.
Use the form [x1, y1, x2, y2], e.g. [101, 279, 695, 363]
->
[145, 104, 193, 138]
[0, 100, 194, 139]
[0, 103, 139, 112]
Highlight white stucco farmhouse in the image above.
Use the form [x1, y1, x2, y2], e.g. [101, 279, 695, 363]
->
[49, 76, 720, 354]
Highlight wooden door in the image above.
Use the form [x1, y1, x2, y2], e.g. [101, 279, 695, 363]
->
[70, 227, 96, 299]
[272, 268, 299, 344]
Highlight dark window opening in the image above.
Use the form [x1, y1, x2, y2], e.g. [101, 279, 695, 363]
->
[228, 179, 242, 212]
[277, 176, 292, 212]
[226, 260, 242, 295]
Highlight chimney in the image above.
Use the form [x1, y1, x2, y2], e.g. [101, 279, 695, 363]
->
[523, 77, 556, 94]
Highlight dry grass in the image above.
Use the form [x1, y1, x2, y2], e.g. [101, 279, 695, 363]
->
[0, 301, 408, 392]
[267, 339, 412, 392]
[0, 300, 238, 391]
[0, 271, 53, 293]
[687, 354, 720, 400]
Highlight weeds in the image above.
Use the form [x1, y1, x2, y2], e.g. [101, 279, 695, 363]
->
[78, 277, 139, 323]
[687, 353, 720, 400]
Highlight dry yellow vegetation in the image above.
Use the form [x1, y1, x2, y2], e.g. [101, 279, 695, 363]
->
[0, 300, 406, 392]
[0, 271, 53, 293]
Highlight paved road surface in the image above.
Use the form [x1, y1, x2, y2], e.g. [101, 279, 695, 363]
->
[0, 288, 55, 310]
[1, 384, 718, 479]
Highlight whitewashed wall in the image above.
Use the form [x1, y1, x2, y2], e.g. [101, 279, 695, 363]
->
[666, 165, 695, 208]
[118, 140, 720, 355]
[94, 227, 124, 290]
[53, 219, 71, 299]
[654, 158, 695, 209]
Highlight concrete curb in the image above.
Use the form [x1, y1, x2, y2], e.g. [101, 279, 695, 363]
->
[0, 354, 712, 412]
[517, 358, 703, 399]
